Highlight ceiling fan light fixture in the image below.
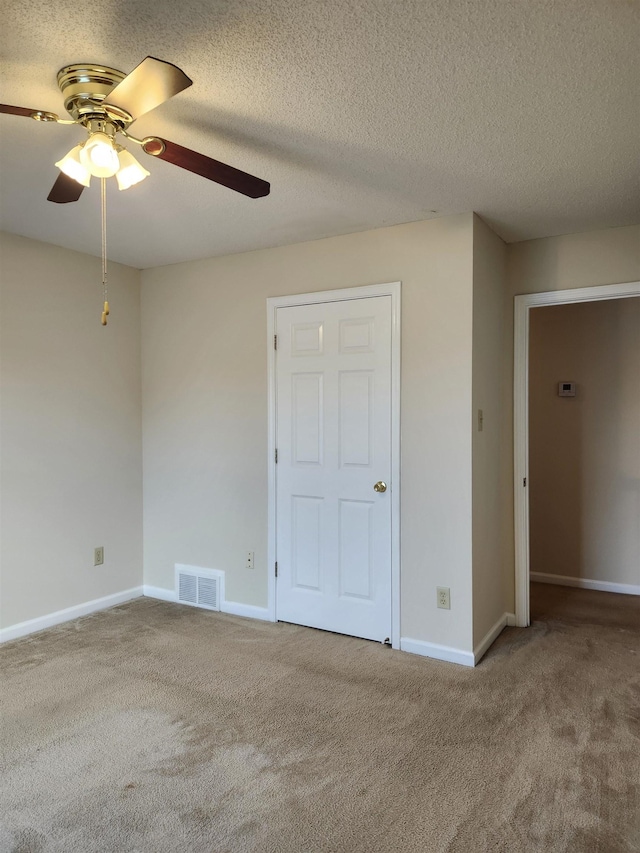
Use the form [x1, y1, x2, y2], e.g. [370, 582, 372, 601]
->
[54, 144, 91, 187]
[80, 131, 120, 178]
[115, 148, 150, 190]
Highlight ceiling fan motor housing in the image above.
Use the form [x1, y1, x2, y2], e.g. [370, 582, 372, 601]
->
[57, 64, 132, 126]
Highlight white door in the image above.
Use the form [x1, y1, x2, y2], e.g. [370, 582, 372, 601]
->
[275, 295, 392, 642]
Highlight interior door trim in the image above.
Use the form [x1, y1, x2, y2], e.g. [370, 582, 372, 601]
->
[267, 282, 402, 648]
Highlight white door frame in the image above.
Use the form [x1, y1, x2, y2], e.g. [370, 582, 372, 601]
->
[513, 280, 640, 627]
[267, 282, 401, 647]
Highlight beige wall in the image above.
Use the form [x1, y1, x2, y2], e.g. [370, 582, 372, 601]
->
[471, 216, 509, 647]
[3, 219, 636, 648]
[141, 215, 476, 651]
[502, 224, 640, 604]
[529, 298, 639, 586]
[0, 232, 143, 629]
[507, 225, 640, 296]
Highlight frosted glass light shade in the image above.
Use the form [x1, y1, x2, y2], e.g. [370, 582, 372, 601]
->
[80, 132, 120, 177]
[54, 145, 92, 187]
[115, 149, 150, 190]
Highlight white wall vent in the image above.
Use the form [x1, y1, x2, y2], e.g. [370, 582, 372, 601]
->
[175, 565, 224, 612]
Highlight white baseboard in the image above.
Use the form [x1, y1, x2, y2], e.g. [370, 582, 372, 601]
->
[0, 587, 144, 644]
[401, 611, 517, 669]
[142, 584, 177, 602]
[221, 601, 271, 621]
[400, 637, 475, 668]
[473, 613, 508, 665]
[0, 582, 273, 645]
[531, 572, 640, 596]
[143, 586, 271, 622]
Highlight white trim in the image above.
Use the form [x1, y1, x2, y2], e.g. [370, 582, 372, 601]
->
[400, 637, 475, 668]
[143, 585, 271, 619]
[514, 281, 640, 628]
[515, 281, 640, 309]
[267, 282, 402, 648]
[0, 586, 143, 644]
[531, 572, 640, 596]
[266, 295, 278, 624]
[143, 584, 177, 602]
[506, 612, 516, 627]
[220, 601, 271, 621]
[473, 613, 508, 665]
[513, 291, 531, 627]
[403, 611, 516, 669]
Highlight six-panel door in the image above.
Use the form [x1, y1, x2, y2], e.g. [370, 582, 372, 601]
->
[275, 296, 392, 641]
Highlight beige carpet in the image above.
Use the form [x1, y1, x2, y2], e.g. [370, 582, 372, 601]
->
[1, 583, 638, 853]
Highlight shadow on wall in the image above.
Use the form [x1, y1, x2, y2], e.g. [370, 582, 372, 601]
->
[529, 303, 584, 579]
[615, 301, 640, 577]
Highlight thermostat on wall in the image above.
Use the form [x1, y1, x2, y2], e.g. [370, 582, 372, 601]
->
[558, 381, 576, 397]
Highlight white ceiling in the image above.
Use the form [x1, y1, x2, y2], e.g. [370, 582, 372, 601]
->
[1, 0, 638, 269]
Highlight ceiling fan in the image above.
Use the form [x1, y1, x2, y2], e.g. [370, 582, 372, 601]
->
[0, 56, 271, 203]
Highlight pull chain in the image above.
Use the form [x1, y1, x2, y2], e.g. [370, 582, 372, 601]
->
[100, 177, 110, 325]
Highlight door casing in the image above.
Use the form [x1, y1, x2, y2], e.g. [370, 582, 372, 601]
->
[513, 280, 640, 627]
[267, 282, 401, 647]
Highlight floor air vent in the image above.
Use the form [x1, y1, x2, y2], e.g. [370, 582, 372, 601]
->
[175, 565, 223, 611]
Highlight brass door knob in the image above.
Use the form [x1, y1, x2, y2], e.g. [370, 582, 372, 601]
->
[374, 481, 387, 493]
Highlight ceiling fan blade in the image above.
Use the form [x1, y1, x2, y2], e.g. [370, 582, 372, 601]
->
[142, 137, 270, 198]
[47, 173, 85, 204]
[102, 56, 192, 121]
[1, 103, 60, 121]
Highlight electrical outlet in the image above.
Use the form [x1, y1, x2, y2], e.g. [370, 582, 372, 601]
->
[437, 586, 450, 609]
[246, 551, 254, 569]
[94, 547, 104, 566]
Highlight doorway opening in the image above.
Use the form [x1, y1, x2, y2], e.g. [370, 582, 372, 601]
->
[513, 281, 640, 627]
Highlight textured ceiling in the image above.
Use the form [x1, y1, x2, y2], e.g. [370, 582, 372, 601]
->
[1, 0, 638, 269]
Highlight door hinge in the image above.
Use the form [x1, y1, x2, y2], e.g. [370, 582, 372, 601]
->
[275, 448, 278, 463]
[274, 334, 277, 350]
[523, 477, 527, 487]
[275, 561, 278, 577]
